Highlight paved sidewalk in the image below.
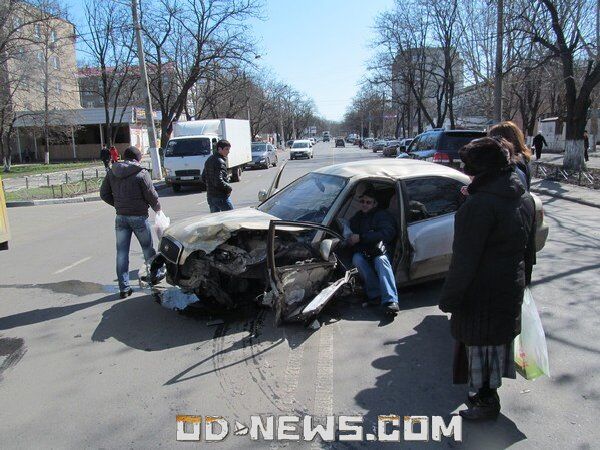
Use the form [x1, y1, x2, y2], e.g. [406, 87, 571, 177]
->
[535, 151, 600, 169]
[531, 178, 600, 208]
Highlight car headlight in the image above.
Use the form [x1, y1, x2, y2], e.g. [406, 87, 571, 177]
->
[259, 158, 266, 162]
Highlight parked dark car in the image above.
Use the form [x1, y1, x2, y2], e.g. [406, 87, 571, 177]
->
[246, 142, 278, 169]
[335, 138, 345, 147]
[400, 130, 486, 166]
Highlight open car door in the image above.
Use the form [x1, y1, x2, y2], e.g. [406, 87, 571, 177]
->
[266, 220, 357, 325]
[393, 179, 411, 284]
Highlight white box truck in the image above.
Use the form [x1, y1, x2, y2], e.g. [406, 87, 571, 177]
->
[163, 118, 252, 192]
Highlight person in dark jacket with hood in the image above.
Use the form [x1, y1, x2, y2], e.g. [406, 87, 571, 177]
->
[348, 187, 400, 316]
[202, 139, 233, 212]
[100, 146, 162, 298]
[439, 137, 536, 421]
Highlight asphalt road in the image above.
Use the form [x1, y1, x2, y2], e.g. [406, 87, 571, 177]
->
[0, 142, 599, 449]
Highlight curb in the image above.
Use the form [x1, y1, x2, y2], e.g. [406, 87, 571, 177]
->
[531, 187, 600, 209]
[6, 181, 167, 208]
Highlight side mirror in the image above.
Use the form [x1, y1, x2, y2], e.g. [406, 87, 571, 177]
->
[319, 238, 340, 261]
[258, 189, 268, 203]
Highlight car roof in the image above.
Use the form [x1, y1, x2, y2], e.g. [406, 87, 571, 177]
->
[313, 158, 470, 182]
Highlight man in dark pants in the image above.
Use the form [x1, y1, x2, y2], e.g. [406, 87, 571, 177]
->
[100, 145, 111, 170]
[202, 139, 234, 212]
[532, 132, 547, 160]
[100, 146, 162, 298]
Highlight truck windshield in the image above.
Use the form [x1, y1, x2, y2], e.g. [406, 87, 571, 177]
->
[165, 138, 212, 157]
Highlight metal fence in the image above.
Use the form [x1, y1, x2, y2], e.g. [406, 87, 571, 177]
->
[532, 162, 599, 189]
[3, 163, 153, 201]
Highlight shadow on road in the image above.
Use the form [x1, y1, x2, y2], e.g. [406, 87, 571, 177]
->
[0, 290, 119, 331]
[348, 315, 526, 449]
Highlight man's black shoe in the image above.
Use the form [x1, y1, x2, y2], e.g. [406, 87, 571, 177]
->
[120, 288, 133, 299]
[383, 302, 400, 315]
[467, 392, 479, 406]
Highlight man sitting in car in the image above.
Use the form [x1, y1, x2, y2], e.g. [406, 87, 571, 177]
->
[347, 187, 400, 316]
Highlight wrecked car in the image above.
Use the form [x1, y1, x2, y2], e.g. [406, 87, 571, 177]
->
[152, 159, 549, 324]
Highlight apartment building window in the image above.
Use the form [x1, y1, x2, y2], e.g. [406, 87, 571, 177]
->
[50, 30, 58, 44]
[14, 16, 23, 29]
[37, 51, 44, 63]
[51, 56, 60, 69]
[35, 24, 42, 39]
[55, 81, 62, 95]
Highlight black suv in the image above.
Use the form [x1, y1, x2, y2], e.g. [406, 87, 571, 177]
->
[402, 129, 486, 166]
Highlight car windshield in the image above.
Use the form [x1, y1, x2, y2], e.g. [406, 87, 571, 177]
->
[258, 173, 348, 223]
[292, 142, 309, 148]
[165, 138, 212, 157]
[440, 132, 486, 153]
[252, 144, 267, 153]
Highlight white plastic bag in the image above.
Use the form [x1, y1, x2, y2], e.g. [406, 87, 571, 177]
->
[514, 288, 550, 380]
[153, 210, 170, 241]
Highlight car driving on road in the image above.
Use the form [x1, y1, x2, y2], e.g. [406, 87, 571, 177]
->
[335, 138, 345, 147]
[154, 159, 549, 325]
[246, 142, 278, 169]
[290, 140, 314, 160]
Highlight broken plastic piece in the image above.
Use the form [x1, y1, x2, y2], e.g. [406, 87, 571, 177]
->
[308, 319, 321, 330]
[159, 288, 199, 311]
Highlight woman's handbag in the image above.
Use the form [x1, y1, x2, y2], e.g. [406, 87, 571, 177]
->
[514, 288, 550, 380]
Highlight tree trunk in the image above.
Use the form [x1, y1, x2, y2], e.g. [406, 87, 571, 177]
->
[563, 139, 585, 171]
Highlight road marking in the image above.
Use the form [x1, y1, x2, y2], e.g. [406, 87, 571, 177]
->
[311, 323, 334, 449]
[53, 256, 92, 275]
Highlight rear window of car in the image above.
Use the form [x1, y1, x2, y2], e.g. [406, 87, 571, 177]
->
[439, 132, 486, 154]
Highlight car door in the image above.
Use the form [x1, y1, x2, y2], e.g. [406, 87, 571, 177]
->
[403, 176, 466, 281]
[266, 220, 356, 324]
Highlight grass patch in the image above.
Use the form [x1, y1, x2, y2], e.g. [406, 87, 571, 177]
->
[5, 178, 104, 201]
[2, 161, 102, 179]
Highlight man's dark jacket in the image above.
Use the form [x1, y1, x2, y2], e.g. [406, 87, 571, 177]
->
[349, 208, 397, 255]
[439, 170, 535, 346]
[100, 160, 161, 216]
[532, 134, 547, 149]
[100, 147, 110, 162]
[202, 151, 232, 198]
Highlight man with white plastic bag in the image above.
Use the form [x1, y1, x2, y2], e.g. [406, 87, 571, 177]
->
[100, 146, 164, 298]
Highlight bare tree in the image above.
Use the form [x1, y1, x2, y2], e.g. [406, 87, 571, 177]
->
[522, 0, 600, 170]
[79, 0, 139, 147]
[139, 0, 261, 143]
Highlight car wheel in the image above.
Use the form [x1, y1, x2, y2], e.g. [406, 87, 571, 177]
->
[172, 184, 181, 193]
[273, 156, 278, 167]
[265, 158, 270, 169]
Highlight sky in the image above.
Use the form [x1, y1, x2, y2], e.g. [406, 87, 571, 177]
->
[64, 0, 395, 122]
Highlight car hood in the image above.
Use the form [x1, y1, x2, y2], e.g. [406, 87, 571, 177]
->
[165, 207, 279, 260]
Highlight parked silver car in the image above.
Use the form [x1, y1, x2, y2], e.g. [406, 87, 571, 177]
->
[155, 159, 549, 324]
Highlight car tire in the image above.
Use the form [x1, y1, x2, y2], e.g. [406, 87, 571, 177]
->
[172, 184, 181, 193]
[265, 158, 270, 169]
[273, 156, 278, 167]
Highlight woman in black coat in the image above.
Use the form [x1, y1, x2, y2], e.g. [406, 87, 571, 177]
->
[439, 137, 536, 421]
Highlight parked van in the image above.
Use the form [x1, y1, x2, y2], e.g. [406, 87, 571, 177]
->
[163, 119, 252, 192]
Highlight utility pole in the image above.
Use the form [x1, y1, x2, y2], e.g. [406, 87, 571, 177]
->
[131, 0, 162, 180]
[493, 0, 504, 123]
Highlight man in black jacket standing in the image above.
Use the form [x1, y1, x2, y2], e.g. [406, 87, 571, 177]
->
[203, 139, 234, 212]
[348, 188, 400, 316]
[100, 146, 162, 298]
[532, 132, 547, 160]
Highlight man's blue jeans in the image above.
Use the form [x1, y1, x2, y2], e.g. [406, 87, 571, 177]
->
[207, 196, 234, 213]
[115, 215, 156, 291]
[352, 252, 399, 305]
